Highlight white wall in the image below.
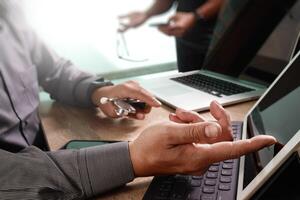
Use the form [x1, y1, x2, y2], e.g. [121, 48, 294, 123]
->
[23, 0, 176, 75]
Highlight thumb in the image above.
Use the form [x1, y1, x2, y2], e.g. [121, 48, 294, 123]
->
[169, 122, 225, 145]
[174, 108, 204, 123]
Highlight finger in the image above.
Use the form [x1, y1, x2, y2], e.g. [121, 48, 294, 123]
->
[128, 107, 152, 120]
[136, 113, 145, 120]
[158, 28, 171, 36]
[169, 122, 225, 145]
[160, 29, 176, 36]
[128, 112, 145, 120]
[210, 101, 232, 139]
[158, 26, 172, 34]
[134, 87, 161, 107]
[100, 104, 120, 118]
[205, 135, 277, 164]
[210, 101, 231, 128]
[174, 108, 204, 123]
[166, 27, 184, 37]
[118, 12, 136, 19]
[120, 82, 161, 107]
[169, 113, 185, 123]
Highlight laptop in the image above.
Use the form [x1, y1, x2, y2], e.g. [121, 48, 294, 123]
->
[140, 0, 298, 112]
[143, 48, 300, 200]
[242, 0, 300, 84]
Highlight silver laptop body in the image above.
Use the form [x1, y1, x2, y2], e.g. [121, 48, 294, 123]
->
[141, 69, 265, 111]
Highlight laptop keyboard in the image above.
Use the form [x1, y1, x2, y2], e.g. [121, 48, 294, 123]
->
[143, 122, 243, 200]
[171, 74, 254, 97]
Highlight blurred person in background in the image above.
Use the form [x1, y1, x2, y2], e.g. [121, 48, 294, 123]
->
[119, 0, 224, 72]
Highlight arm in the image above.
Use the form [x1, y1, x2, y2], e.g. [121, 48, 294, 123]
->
[0, 102, 275, 199]
[28, 30, 104, 107]
[0, 143, 134, 199]
[194, 0, 224, 20]
[26, 30, 161, 117]
[159, 0, 224, 37]
[145, 0, 174, 18]
[118, 0, 174, 32]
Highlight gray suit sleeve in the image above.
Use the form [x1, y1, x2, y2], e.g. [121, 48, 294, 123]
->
[0, 142, 135, 199]
[27, 29, 103, 107]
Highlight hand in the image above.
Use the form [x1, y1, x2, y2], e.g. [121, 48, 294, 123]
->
[118, 11, 149, 32]
[91, 80, 161, 119]
[169, 101, 232, 139]
[129, 101, 277, 176]
[158, 12, 196, 37]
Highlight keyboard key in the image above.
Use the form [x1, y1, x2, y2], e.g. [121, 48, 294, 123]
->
[192, 176, 203, 180]
[201, 195, 214, 200]
[208, 166, 219, 172]
[223, 159, 234, 163]
[159, 184, 172, 192]
[220, 176, 232, 183]
[171, 74, 253, 97]
[157, 191, 170, 197]
[216, 192, 223, 200]
[219, 184, 231, 191]
[171, 193, 186, 200]
[222, 163, 233, 169]
[171, 182, 187, 199]
[204, 179, 216, 186]
[160, 176, 174, 184]
[206, 172, 218, 179]
[175, 175, 189, 182]
[202, 187, 215, 194]
[154, 196, 169, 200]
[188, 188, 201, 200]
[212, 162, 220, 166]
[221, 170, 232, 176]
[191, 179, 202, 187]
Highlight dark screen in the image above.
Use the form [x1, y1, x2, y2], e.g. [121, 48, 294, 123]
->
[204, 0, 297, 78]
[244, 1, 300, 84]
[243, 51, 300, 188]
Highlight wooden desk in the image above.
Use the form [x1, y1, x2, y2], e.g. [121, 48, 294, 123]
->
[39, 100, 255, 199]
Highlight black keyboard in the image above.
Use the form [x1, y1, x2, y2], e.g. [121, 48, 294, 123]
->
[171, 74, 254, 97]
[143, 122, 243, 200]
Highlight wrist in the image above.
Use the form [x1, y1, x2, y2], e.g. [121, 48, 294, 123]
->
[91, 85, 114, 106]
[89, 78, 113, 106]
[128, 141, 142, 177]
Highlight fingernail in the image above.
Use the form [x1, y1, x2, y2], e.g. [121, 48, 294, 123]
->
[169, 113, 176, 117]
[137, 113, 145, 120]
[269, 136, 277, 144]
[205, 124, 220, 138]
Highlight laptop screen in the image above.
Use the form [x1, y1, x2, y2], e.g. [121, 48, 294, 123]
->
[243, 51, 300, 188]
[204, 0, 298, 81]
[243, 1, 300, 84]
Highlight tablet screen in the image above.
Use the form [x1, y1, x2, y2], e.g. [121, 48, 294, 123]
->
[243, 53, 300, 188]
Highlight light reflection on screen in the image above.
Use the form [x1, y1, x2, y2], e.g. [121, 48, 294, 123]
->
[243, 52, 300, 188]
